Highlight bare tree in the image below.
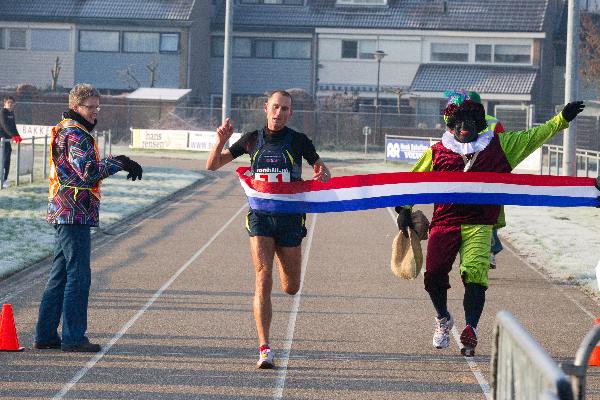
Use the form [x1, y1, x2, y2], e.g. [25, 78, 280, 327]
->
[50, 56, 61, 92]
[146, 57, 159, 88]
[579, 12, 600, 92]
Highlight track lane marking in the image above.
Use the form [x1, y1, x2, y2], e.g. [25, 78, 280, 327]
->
[52, 202, 247, 399]
[273, 214, 318, 400]
[387, 207, 491, 399]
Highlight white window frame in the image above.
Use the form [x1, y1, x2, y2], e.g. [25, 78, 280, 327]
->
[341, 39, 376, 60]
[79, 30, 120, 52]
[7, 28, 27, 50]
[430, 42, 469, 62]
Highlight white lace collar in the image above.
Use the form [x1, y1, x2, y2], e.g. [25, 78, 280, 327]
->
[441, 129, 493, 155]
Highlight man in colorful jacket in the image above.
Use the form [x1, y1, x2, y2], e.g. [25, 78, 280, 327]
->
[396, 91, 584, 357]
[35, 83, 143, 352]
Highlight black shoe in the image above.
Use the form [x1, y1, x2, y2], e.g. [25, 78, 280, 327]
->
[33, 340, 62, 349]
[61, 342, 102, 353]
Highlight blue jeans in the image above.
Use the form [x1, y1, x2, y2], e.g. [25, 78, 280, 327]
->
[35, 224, 92, 346]
[491, 228, 503, 255]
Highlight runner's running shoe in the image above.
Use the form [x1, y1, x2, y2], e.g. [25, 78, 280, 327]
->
[433, 314, 454, 349]
[256, 344, 275, 369]
[460, 325, 478, 357]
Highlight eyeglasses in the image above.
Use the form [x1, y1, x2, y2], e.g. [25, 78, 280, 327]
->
[79, 104, 101, 112]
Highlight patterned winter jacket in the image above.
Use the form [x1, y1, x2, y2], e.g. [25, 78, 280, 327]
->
[47, 117, 124, 226]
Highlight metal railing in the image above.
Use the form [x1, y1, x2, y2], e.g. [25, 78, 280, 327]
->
[491, 311, 574, 400]
[0, 130, 112, 191]
[541, 146, 600, 177]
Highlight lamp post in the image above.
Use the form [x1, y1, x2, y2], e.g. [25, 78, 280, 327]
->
[373, 50, 387, 142]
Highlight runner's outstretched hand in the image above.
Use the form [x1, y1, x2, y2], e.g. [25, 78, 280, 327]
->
[216, 118, 234, 144]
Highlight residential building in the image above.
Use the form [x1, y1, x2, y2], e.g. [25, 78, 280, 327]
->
[0, 0, 211, 99]
[211, 0, 565, 124]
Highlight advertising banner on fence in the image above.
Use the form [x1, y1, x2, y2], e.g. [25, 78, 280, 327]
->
[131, 128, 241, 152]
[188, 131, 242, 151]
[385, 138, 431, 163]
[17, 124, 53, 139]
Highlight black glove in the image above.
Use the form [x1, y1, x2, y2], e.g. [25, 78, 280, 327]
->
[114, 155, 143, 181]
[394, 206, 412, 237]
[562, 101, 585, 122]
[596, 176, 599, 191]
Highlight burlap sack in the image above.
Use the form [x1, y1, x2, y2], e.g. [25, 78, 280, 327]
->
[390, 228, 423, 280]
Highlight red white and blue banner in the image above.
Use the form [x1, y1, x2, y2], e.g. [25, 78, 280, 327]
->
[236, 167, 600, 214]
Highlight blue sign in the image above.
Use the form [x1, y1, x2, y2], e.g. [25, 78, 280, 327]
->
[385, 138, 430, 163]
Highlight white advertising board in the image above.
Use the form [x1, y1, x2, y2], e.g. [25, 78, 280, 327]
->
[131, 128, 241, 152]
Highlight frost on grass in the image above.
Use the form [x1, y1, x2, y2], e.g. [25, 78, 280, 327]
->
[0, 167, 202, 278]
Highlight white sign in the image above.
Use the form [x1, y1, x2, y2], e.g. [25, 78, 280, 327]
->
[188, 131, 241, 152]
[16, 124, 53, 139]
[131, 128, 242, 152]
[363, 126, 372, 136]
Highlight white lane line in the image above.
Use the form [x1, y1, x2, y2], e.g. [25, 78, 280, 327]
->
[52, 203, 247, 400]
[502, 243, 596, 319]
[273, 214, 318, 400]
[386, 207, 491, 400]
[450, 328, 492, 400]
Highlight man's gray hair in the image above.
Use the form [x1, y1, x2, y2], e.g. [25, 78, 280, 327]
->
[69, 84, 100, 108]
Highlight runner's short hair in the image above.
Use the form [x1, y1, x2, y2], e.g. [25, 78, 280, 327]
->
[3, 96, 15, 103]
[69, 84, 100, 108]
[267, 90, 292, 106]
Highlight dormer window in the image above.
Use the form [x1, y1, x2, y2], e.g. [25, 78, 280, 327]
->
[336, 0, 387, 7]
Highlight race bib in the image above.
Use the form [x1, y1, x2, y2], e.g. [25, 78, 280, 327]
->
[254, 171, 291, 183]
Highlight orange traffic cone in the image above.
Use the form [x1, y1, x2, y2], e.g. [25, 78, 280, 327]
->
[0, 304, 24, 351]
[589, 318, 600, 366]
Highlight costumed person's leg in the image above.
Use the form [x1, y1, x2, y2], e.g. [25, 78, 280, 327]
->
[3, 142, 11, 182]
[490, 208, 505, 269]
[458, 224, 492, 356]
[425, 225, 461, 349]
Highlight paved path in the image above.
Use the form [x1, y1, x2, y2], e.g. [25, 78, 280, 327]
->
[1, 157, 599, 399]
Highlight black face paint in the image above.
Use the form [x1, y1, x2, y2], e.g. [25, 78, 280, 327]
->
[453, 119, 479, 143]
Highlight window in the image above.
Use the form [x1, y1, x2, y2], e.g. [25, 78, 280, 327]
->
[342, 40, 357, 58]
[8, 29, 26, 49]
[256, 40, 273, 58]
[475, 44, 492, 62]
[31, 29, 70, 51]
[0, 29, 4, 49]
[494, 44, 531, 64]
[431, 43, 468, 62]
[80, 30, 120, 52]
[342, 40, 375, 59]
[274, 40, 310, 59]
[212, 36, 224, 56]
[336, 0, 387, 6]
[123, 32, 159, 53]
[234, 38, 251, 57]
[240, 0, 304, 4]
[160, 33, 179, 52]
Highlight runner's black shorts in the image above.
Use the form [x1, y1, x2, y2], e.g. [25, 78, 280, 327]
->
[246, 209, 307, 247]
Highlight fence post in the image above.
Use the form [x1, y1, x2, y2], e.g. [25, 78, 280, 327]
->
[30, 136, 35, 183]
[15, 141, 20, 187]
[43, 135, 48, 178]
[108, 129, 112, 155]
[0, 139, 4, 190]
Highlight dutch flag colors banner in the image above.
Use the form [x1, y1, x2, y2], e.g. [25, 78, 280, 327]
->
[236, 167, 600, 214]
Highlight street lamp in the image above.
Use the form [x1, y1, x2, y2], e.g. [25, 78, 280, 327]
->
[373, 50, 387, 108]
[373, 50, 387, 142]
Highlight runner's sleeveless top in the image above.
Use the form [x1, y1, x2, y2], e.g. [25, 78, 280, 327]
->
[250, 128, 301, 183]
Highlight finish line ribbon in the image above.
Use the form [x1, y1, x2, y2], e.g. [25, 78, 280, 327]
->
[236, 167, 600, 214]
